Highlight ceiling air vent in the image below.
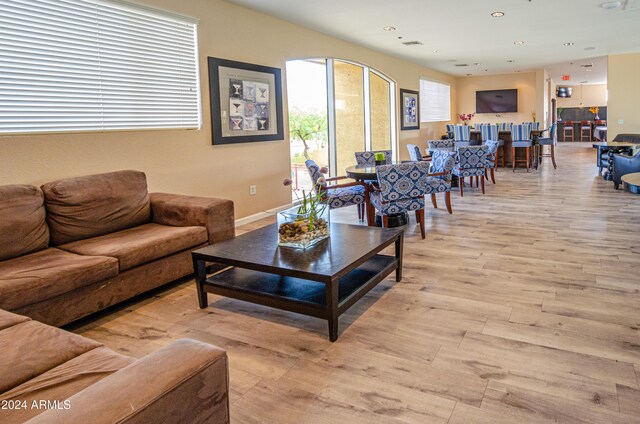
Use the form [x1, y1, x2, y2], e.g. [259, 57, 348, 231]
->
[581, 63, 594, 68]
[402, 41, 423, 46]
[454, 64, 469, 67]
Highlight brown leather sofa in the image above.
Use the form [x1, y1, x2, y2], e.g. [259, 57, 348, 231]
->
[0, 170, 235, 327]
[0, 308, 229, 423]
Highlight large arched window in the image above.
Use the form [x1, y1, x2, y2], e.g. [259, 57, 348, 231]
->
[286, 59, 396, 195]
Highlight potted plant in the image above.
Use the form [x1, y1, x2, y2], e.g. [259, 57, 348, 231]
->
[374, 152, 386, 165]
[279, 177, 330, 249]
[458, 113, 475, 126]
[589, 106, 600, 120]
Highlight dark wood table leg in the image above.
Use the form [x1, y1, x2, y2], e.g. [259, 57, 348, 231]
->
[395, 233, 403, 282]
[326, 280, 339, 342]
[193, 257, 208, 308]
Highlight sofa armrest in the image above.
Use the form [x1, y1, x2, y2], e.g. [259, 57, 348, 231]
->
[26, 339, 230, 424]
[150, 193, 235, 243]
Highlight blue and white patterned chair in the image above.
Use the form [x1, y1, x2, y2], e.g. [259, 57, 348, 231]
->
[453, 125, 471, 148]
[537, 123, 557, 169]
[406, 144, 426, 162]
[498, 123, 512, 132]
[523, 122, 541, 131]
[510, 124, 533, 172]
[445, 124, 455, 139]
[427, 139, 455, 155]
[427, 150, 456, 214]
[477, 124, 505, 168]
[369, 162, 430, 238]
[453, 145, 490, 196]
[354, 150, 393, 166]
[305, 159, 369, 222]
[484, 140, 500, 184]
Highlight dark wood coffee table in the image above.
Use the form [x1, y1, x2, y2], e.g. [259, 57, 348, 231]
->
[192, 223, 404, 341]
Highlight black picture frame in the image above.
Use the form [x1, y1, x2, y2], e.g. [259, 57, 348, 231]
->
[400, 88, 420, 131]
[208, 57, 284, 144]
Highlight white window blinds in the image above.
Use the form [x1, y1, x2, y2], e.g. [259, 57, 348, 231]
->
[419, 79, 451, 122]
[0, 0, 200, 134]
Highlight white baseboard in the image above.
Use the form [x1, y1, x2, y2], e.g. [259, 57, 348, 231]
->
[234, 203, 296, 227]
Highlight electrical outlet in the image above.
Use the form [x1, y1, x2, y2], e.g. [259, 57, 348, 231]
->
[249, 185, 257, 195]
[618, 119, 624, 125]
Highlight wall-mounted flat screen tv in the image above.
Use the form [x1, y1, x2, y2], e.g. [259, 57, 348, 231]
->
[556, 87, 572, 98]
[476, 89, 518, 113]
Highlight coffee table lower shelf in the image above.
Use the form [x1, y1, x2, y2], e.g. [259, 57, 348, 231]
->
[199, 255, 398, 341]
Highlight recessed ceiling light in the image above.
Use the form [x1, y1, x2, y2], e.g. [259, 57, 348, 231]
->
[601, 1, 622, 10]
[564, 42, 574, 46]
[514, 41, 525, 45]
[432, 50, 439, 53]
[586, 69, 592, 72]
[383, 26, 396, 31]
[491, 11, 505, 17]
[584, 46, 596, 50]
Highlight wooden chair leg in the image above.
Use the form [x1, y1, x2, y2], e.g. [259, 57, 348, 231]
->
[445, 191, 452, 214]
[551, 144, 557, 169]
[481, 175, 485, 194]
[415, 209, 425, 239]
[431, 193, 437, 209]
[459, 177, 464, 197]
[512, 147, 516, 172]
[490, 168, 496, 184]
[501, 147, 505, 168]
[526, 146, 530, 172]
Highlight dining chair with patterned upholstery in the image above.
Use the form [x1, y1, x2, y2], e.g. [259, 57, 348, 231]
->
[406, 144, 427, 162]
[354, 150, 393, 166]
[477, 124, 505, 168]
[428, 150, 456, 214]
[305, 159, 370, 223]
[498, 123, 513, 132]
[369, 161, 430, 238]
[537, 123, 557, 169]
[453, 125, 471, 148]
[523, 122, 541, 131]
[427, 139, 455, 155]
[510, 124, 533, 172]
[453, 145, 490, 196]
[445, 124, 455, 139]
[483, 140, 500, 184]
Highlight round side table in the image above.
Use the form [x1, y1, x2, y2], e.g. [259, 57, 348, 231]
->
[621, 172, 640, 194]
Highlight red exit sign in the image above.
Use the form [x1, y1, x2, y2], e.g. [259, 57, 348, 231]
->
[562, 75, 570, 81]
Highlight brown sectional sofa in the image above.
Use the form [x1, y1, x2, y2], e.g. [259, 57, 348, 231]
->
[0, 170, 235, 327]
[0, 308, 230, 423]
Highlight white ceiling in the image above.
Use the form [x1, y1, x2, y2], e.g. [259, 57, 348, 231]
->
[546, 55, 608, 85]
[226, 0, 640, 82]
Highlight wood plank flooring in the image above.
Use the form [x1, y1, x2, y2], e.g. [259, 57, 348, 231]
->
[69, 143, 640, 423]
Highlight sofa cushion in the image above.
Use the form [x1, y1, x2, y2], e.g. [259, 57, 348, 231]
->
[0, 320, 101, 393]
[0, 347, 134, 423]
[0, 248, 119, 311]
[59, 223, 207, 272]
[0, 185, 50, 261]
[0, 308, 30, 331]
[41, 170, 151, 245]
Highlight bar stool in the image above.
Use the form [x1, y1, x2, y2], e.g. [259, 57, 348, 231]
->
[538, 123, 557, 169]
[580, 121, 592, 142]
[563, 121, 574, 142]
[511, 124, 533, 172]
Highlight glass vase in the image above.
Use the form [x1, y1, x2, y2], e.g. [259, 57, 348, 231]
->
[277, 205, 330, 249]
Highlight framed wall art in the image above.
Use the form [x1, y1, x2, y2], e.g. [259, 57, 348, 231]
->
[400, 88, 420, 131]
[208, 57, 284, 144]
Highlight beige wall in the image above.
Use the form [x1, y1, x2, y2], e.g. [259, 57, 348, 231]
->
[607, 53, 640, 139]
[556, 83, 607, 109]
[455, 72, 538, 126]
[0, 0, 455, 219]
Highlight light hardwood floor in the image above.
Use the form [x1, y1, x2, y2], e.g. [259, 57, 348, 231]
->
[70, 143, 640, 423]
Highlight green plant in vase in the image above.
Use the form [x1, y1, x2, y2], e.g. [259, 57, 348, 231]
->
[279, 176, 330, 248]
[374, 152, 386, 165]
